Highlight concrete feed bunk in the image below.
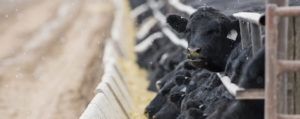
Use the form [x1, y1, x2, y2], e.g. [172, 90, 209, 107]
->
[80, 0, 155, 119]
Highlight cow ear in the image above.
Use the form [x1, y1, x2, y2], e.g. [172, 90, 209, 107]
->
[167, 14, 188, 33]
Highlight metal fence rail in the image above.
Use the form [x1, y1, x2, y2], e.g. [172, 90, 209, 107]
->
[265, 4, 300, 119]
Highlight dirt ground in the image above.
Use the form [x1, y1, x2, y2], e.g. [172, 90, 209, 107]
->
[0, 0, 114, 119]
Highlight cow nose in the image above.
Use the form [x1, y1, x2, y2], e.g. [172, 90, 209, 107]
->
[187, 47, 201, 58]
[144, 110, 150, 117]
[188, 47, 201, 54]
[145, 108, 154, 118]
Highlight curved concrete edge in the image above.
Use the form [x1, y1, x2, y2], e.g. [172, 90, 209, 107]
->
[80, 0, 134, 119]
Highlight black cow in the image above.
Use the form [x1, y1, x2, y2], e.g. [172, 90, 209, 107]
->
[147, 43, 186, 91]
[133, 1, 271, 119]
[145, 63, 193, 118]
[179, 76, 234, 119]
[150, 69, 213, 119]
[224, 45, 252, 83]
[145, 64, 211, 119]
[239, 48, 265, 89]
[167, 6, 240, 72]
[207, 48, 265, 119]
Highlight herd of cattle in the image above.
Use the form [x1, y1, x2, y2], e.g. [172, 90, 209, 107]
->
[129, 0, 299, 119]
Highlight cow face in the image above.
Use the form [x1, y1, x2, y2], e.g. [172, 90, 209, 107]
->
[167, 7, 240, 72]
[145, 93, 168, 119]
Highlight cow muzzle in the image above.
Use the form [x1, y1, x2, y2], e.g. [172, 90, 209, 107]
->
[187, 47, 208, 67]
[187, 47, 202, 59]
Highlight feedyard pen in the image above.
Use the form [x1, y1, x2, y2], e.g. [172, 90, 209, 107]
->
[80, 0, 300, 119]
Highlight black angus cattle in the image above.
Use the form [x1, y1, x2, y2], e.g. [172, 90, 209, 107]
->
[151, 71, 208, 119]
[135, 19, 186, 92]
[207, 48, 265, 119]
[239, 48, 265, 89]
[136, 35, 171, 69]
[130, 0, 271, 119]
[146, 40, 186, 91]
[144, 5, 255, 119]
[147, 67, 237, 119]
[152, 85, 188, 119]
[145, 63, 212, 119]
[178, 74, 234, 119]
[164, 5, 266, 119]
[224, 45, 252, 84]
[167, 6, 240, 72]
[145, 62, 195, 118]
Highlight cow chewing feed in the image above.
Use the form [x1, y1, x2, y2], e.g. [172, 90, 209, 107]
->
[167, 6, 240, 72]
[132, 0, 271, 119]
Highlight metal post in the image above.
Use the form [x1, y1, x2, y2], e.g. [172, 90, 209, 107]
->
[267, 0, 289, 114]
[251, 24, 262, 54]
[240, 21, 251, 49]
[265, 4, 279, 119]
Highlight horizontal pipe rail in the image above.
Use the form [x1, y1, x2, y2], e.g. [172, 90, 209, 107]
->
[135, 32, 164, 53]
[136, 17, 158, 40]
[148, 0, 188, 48]
[131, 3, 149, 19]
[233, 12, 265, 25]
[276, 6, 300, 16]
[216, 73, 244, 96]
[278, 60, 300, 73]
[236, 89, 265, 100]
[168, 0, 196, 15]
[278, 114, 300, 119]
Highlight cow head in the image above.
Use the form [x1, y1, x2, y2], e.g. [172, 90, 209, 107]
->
[167, 6, 240, 72]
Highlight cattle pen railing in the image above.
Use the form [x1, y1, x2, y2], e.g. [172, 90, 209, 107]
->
[265, 4, 300, 119]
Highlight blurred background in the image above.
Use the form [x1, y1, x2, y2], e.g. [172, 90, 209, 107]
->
[0, 0, 115, 118]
